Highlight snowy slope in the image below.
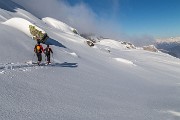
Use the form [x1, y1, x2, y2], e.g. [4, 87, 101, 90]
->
[2, 17, 45, 37]
[0, 0, 180, 120]
[42, 17, 78, 35]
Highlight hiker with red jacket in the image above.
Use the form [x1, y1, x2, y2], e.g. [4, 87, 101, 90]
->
[44, 45, 53, 64]
[34, 42, 44, 65]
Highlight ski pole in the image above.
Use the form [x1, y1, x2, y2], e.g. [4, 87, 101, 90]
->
[45, 54, 47, 62]
[32, 53, 35, 62]
[52, 53, 54, 63]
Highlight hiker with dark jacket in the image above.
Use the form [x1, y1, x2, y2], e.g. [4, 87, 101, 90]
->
[44, 45, 53, 64]
[34, 42, 44, 65]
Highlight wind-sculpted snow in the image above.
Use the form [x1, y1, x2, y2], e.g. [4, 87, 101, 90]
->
[114, 58, 136, 66]
[166, 110, 180, 117]
[96, 39, 129, 50]
[42, 17, 77, 35]
[2, 17, 45, 37]
[0, 1, 180, 120]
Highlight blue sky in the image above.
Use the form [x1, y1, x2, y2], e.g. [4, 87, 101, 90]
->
[65, 0, 180, 38]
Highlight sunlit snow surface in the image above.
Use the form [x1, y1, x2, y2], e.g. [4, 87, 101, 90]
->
[0, 0, 180, 119]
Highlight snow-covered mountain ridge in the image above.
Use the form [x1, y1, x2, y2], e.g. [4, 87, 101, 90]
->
[155, 37, 180, 58]
[0, 0, 180, 120]
[156, 37, 180, 43]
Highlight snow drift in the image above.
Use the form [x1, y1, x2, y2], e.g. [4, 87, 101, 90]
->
[3, 17, 45, 37]
[42, 17, 78, 35]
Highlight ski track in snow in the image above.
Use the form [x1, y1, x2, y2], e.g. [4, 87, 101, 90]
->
[0, 62, 45, 74]
[0, 61, 78, 74]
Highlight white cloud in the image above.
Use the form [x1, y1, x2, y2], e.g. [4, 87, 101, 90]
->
[124, 34, 156, 46]
[12, 0, 155, 46]
[13, 0, 121, 37]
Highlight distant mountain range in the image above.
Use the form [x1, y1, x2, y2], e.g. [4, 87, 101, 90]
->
[155, 37, 180, 58]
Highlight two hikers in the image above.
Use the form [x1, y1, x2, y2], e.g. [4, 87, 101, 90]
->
[34, 42, 53, 65]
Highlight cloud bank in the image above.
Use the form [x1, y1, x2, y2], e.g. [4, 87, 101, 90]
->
[13, 0, 121, 37]
[12, 0, 155, 46]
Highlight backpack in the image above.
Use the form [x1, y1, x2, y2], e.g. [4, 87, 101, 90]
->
[34, 45, 42, 53]
[45, 48, 51, 55]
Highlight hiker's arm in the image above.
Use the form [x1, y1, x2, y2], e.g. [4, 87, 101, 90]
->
[34, 46, 36, 53]
[51, 48, 53, 53]
[41, 46, 45, 54]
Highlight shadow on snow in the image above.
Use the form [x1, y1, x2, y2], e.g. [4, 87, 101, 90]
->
[52, 62, 78, 68]
[0, 0, 25, 12]
[45, 38, 66, 48]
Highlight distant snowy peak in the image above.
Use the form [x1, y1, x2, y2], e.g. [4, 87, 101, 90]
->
[42, 17, 78, 35]
[155, 37, 180, 58]
[156, 40, 180, 58]
[156, 37, 180, 43]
